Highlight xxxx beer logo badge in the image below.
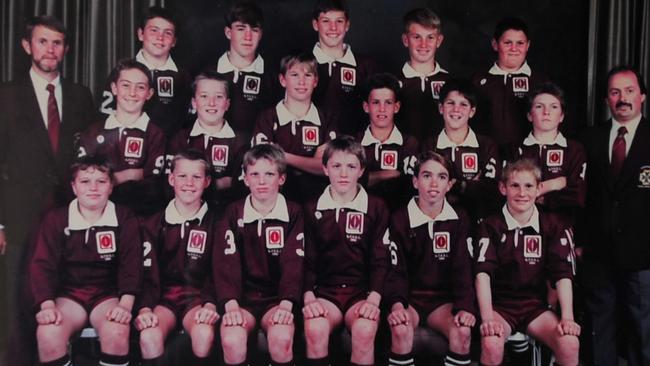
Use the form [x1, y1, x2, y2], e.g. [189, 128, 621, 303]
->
[124, 137, 144, 158]
[639, 166, 650, 188]
[157, 76, 174, 97]
[380, 150, 398, 170]
[187, 230, 207, 255]
[243, 75, 261, 95]
[96, 231, 116, 254]
[523, 235, 542, 259]
[512, 76, 529, 93]
[340, 67, 356, 86]
[546, 149, 564, 167]
[211, 145, 229, 167]
[346, 212, 364, 235]
[430, 81, 445, 99]
[302, 126, 320, 146]
[433, 232, 450, 254]
[265, 227, 285, 250]
[462, 153, 479, 173]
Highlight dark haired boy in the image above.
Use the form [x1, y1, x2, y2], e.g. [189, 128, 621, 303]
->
[471, 17, 547, 152]
[311, 0, 377, 136]
[398, 7, 450, 141]
[217, 1, 275, 138]
[99, 6, 192, 137]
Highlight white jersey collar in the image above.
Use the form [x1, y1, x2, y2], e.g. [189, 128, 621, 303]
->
[502, 204, 540, 233]
[316, 185, 369, 214]
[523, 132, 568, 147]
[312, 43, 357, 66]
[68, 200, 118, 230]
[136, 49, 178, 72]
[242, 194, 290, 224]
[104, 112, 150, 132]
[276, 101, 321, 126]
[436, 128, 479, 149]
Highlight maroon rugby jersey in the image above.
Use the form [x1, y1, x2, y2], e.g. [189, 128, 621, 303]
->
[422, 128, 502, 221]
[512, 132, 586, 220]
[212, 195, 304, 310]
[471, 62, 547, 149]
[397, 62, 449, 141]
[139, 201, 218, 310]
[30, 201, 142, 310]
[474, 205, 575, 304]
[99, 51, 192, 137]
[303, 187, 390, 296]
[312, 43, 377, 136]
[357, 125, 419, 210]
[216, 53, 276, 136]
[385, 199, 475, 315]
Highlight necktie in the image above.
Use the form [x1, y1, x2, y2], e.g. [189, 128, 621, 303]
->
[46, 84, 61, 154]
[611, 126, 627, 176]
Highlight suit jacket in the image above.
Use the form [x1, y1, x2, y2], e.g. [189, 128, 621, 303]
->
[580, 117, 650, 271]
[0, 76, 95, 250]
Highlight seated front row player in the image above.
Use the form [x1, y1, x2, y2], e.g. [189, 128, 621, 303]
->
[385, 151, 476, 366]
[136, 151, 220, 366]
[475, 158, 580, 366]
[214, 144, 304, 366]
[302, 136, 391, 366]
[30, 156, 143, 366]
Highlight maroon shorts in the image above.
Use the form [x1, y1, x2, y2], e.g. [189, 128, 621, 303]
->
[409, 290, 451, 325]
[314, 285, 367, 313]
[60, 285, 116, 314]
[159, 286, 203, 320]
[493, 297, 548, 334]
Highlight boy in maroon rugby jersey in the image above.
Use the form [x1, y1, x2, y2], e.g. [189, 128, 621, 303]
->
[78, 59, 166, 215]
[135, 151, 219, 366]
[311, 0, 377, 136]
[385, 151, 476, 366]
[512, 82, 586, 224]
[302, 136, 390, 366]
[252, 52, 339, 202]
[213, 144, 304, 366]
[167, 70, 248, 206]
[216, 1, 275, 138]
[398, 7, 450, 140]
[357, 72, 419, 210]
[30, 156, 142, 366]
[422, 78, 501, 222]
[474, 159, 579, 366]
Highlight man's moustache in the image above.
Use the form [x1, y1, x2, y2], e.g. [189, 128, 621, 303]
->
[616, 101, 633, 109]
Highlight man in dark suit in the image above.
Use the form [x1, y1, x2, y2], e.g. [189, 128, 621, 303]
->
[0, 15, 95, 363]
[580, 65, 648, 365]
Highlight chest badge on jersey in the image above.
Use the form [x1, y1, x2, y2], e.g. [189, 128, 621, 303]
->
[345, 212, 364, 235]
[380, 150, 398, 170]
[187, 230, 207, 255]
[157, 76, 174, 97]
[430, 81, 445, 99]
[638, 166, 650, 188]
[546, 149, 564, 167]
[340, 67, 356, 86]
[211, 145, 229, 167]
[523, 235, 542, 259]
[462, 153, 479, 173]
[302, 126, 320, 146]
[512, 77, 529, 93]
[124, 137, 144, 158]
[96, 231, 116, 254]
[433, 232, 450, 254]
[243, 75, 261, 95]
[265, 226, 285, 250]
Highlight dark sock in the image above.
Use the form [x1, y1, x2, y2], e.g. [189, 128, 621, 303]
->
[41, 354, 72, 366]
[305, 356, 330, 366]
[192, 354, 210, 366]
[349, 363, 374, 366]
[98, 352, 129, 366]
[444, 350, 471, 365]
[141, 356, 164, 366]
[224, 362, 248, 366]
[507, 338, 530, 365]
[388, 351, 415, 366]
[270, 360, 293, 366]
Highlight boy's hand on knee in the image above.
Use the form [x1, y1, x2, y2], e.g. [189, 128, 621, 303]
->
[271, 302, 294, 325]
[134, 308, 158, 330]
[223, 309, 245, 327]
[387, 303, 409, 326]
[454, 310, 476, 328]
[480, 320, 504, 337]
[195, 305, 219, 325]
[36, 307, 62, 325]
[107, 304, 132, 324]
[557, 319, 581, 336]
[356, 300, 380, 321]
[302, 300, 327, 319]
